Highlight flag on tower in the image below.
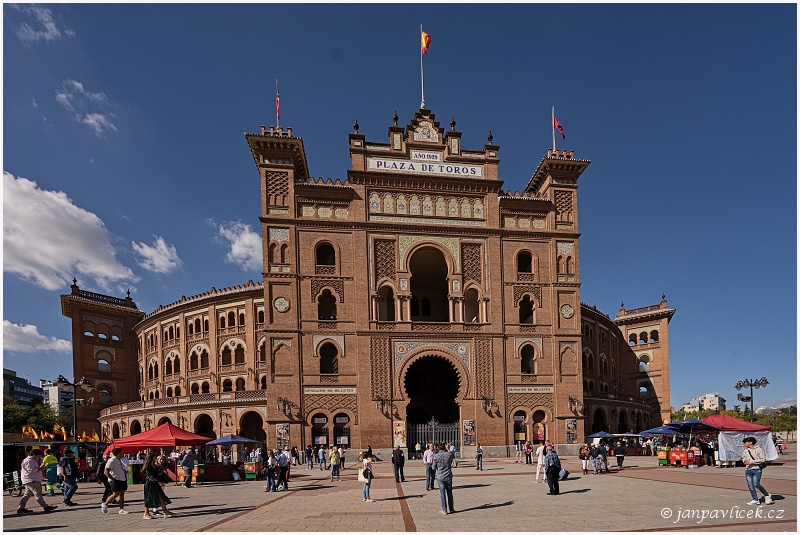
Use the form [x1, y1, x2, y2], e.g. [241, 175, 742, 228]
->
[421, 29, 431, 55]
[553, 114, 565, 139]
[275, 79, 280, 122]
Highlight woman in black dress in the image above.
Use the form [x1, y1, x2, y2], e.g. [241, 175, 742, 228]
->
[142, 454, 174, 519]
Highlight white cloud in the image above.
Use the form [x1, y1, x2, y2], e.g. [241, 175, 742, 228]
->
[55, 79, 118, 135]
[132, 236, 183, 275]
[209, 220, 262, 271]
[3, 172, 139, 291]
[3, 320, 71, 353]
[11, 5, 75, 46]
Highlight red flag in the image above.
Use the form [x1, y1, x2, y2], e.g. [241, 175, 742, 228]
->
[275, 80, 280, 121]
[553, 115, 565, 139]
[421, 30, 431, 56]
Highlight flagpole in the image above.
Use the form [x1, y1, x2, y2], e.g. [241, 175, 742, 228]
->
[420, 24, 425, 109]
[552, 106, 556, 151]
[276, 79, 280, 129]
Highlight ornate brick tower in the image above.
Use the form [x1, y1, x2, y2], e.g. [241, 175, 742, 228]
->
[61, 279, 143, 438]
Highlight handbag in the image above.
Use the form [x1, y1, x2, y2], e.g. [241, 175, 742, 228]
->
[746, 450, 767, 469]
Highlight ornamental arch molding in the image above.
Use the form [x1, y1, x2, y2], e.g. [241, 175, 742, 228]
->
[399, 236, 460, 273]
[395, 348, 470, 402]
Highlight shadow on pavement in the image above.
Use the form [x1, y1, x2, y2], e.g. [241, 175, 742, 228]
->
[164, 505, 253, 517]
[382, 494, 425, 501]
[453, 483, 491, 490]
[455, 501, 514, 512]
[558, 489, 590, 494]
[6, 526, 68, 532]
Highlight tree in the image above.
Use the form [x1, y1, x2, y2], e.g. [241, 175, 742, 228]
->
[3, 396, 29, 433]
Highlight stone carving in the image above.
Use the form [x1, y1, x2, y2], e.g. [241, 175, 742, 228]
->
[513, 285, 542, 307]
[269, 228, 289, 242]
[556, 241, 573, 255]
[311, 279, 344, 302]
[399, 235, 460, 271]
[507, 392, 553, 412]
[303, 394, 358, 424]
[462, 243, 483, 284]
[370, 337, 391, 400]
[312, 334, 344, 356]
[474, 338, 493, 399]
[515, 337, 543, 356]
[266, 171, 289, 206]
[374, 240, 396, 282]
[555, 190, 573, 223]
[394, 341, 469, 368]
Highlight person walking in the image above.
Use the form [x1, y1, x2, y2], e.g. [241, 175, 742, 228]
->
[276, 448, 290, 490]
[742, 437, 773, 505]
[542, 445, 561, 496]
[102, 447, 129, 514]
[42, 449, 61, 496]
[614, 442, 626, 469]
[475, 443, 484, 471]
[359, 454, 374, 502]
[291, 446, 300, 466]
[264, 449, 278, 492]
[448, 443, 458, 468]
[329, 446, 341, 481]
[338, 446, 346, 470]
[423, 442, 436, 491]
[16, 449, 58, 514]
[415, 442, 422, 460]
[515, 441, 523, 463]
[596, 442, 609, 473]
[96, 453, 113, 503]
[58, 448, 80, 506]
[524, 441, 533, 464]
[318, 445, 327, 471]
[534, 442, 545, 483]
[180, 449, 198, 488]
[142, 454, 174, 519]
[305, 445, 314, 470]
[579, 444, 591, 475]
[391, 445, 406, 482]
[432, 443, 455, 514]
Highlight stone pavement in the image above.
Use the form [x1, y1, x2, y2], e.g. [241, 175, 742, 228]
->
[4, 450, 796, 532]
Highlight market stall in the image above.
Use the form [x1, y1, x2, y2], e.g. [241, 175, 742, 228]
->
[701, 414, 778, 466]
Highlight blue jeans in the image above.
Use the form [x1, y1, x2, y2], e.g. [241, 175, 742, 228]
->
[425, 465, 436, 489]
[592, 457, 602, 473]
[319, 458, 327, 470]
[330, 464, 340, 479]
[745, 469, 769, 501]
[265, 470, 276, 492]
[362, 482, 370, 500]
[438, 479, 454, 512]
[476, 455, 483, 471]
[63, 480, 78, 502]
[307, 456, 314, 469]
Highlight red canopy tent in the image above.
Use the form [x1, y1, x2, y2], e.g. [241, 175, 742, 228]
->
[701, 414, 771, 432]
[104, 422, 210, 454]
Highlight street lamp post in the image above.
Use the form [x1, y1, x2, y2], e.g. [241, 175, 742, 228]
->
[734, 377, 769, 423]
[54, 375, 93, 439]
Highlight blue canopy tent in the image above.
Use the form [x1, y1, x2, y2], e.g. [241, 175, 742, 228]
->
[663, 418, 719, 452]
[640, 425, 678, 437]
[585, 431, 615, 439]
[206, 434, 260, 446]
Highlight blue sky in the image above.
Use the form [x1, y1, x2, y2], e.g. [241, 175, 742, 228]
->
[3, 3, 796, 411]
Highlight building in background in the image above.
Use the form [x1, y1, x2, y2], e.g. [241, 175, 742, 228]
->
[3, 369, 44, 407]
[61, 108, 673, 454]
[39, 379, 77, 414]
[680, 392, 726, 412]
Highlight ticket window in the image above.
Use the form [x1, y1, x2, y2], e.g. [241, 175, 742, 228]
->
[533, 410, 546, 442]
[333, 413, 350, 447]
[513, 411, 527, 443]
[311, 413, 329, 446]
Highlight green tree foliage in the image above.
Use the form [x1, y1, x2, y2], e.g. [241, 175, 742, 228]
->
[3, 396, 29, 433]
[3, 396, 62, 434]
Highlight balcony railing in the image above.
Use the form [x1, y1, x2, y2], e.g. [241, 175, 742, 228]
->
[100, 390, 268, 417]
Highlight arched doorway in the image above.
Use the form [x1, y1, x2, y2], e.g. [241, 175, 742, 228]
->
[129, 420, 142, 436]
[409, 247, 449, 322]
[592, 409, 607, 434]
[333, 413, 350, 448]
[158, 417, 172, 426]
[404, 356, 460, 424]
[618, 411, 628, 434]
[532, 410, 547, 442]
[239, 411, 266, 444]
[513, 410, 527, 444]
[194, 414, 216, 440]
[112, 423, 120, 439]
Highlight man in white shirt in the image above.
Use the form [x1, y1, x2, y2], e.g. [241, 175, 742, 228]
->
[17, 449, 58, 514]
[534, 442, 546, 483]
[102, 448, 129, 514]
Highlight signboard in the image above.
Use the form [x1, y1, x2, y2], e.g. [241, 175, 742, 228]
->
[366, 156, 484, 179]
[334, 415, 350, 424]
[314, 435, 327, 445]
[463, 420, 476, 446]
[566, 419, 578, 444]
[303, 387, 357, 395]
[336, 436, 349, 445]
[393, 421, 407, 448]
[507, 386, 554, 393]
[513, 415, 525, 422]
[276, 424, 290, 450]
[533, 422, 546, 442]
[312, 416, 328, 424]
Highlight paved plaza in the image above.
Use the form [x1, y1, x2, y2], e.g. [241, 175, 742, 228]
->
[4, 450, 796, 532]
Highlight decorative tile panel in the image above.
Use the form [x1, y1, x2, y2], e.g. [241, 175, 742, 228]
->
[398, 235, 460, 271]
[394, 341, 470, 368]
[557, 241, 573, 254]
[269, 228, 289, 242]
[312, 334, 344, 356]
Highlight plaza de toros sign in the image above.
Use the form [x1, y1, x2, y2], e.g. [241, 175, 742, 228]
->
[367, 150, 484, 178]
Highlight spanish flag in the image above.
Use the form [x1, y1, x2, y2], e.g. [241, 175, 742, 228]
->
[54, 423, 68, 440]
[90, 430, 101, 442]
[553, 114, 565, 139]
[421, 30, 431, 56]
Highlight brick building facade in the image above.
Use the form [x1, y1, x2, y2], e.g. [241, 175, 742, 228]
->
[63, 107, 673, 455]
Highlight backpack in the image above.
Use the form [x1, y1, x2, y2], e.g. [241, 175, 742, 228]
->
[96, 461, 106, 480]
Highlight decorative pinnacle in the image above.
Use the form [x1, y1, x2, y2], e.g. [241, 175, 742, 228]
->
[450, 116, 456, 130]
[353, 119, 359, 133]
[487, 130, 493, 143]
[393, 111, 399, 126]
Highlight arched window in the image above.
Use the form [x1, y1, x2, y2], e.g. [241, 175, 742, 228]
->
[204, 319, 209, 332]
[166, 387, 173, 397]
[98, 359, 112, 373]
[421, 296, 431, 317]
[165, 359, 173, 376]
[639, 384, 652, 398]
[629, 334, 637, 346]
[600, 356, 607, 376]
[639, 332, 647, 344]
[201, 350, 209, 368]
[239, 313, 245, 326]
[219, 315, 226, 329]
[258, 310, 265, 323]
[175, 386, 181, 396]
[519, 295, 534, 324]
[235, 378, 246, 391]
[317, 289, 337, 320]
[169, 326, 174, 340]
[378, 286, 396, 322]
[191, 383, 200, 395]
[517, 251, 532, 273]
[148, 363, 154, 380]
[190, 353, 199, 370]
[269, 242, 278, 264]
[638, 355, 650, 373]
[228, 311, 236, 327]
[259, 343, 267, 362]
[173, 358, 180, 373]
[260, 376, 267, 389]
[280, 243, 288, 264]
[234, 344, 245, 364]
[188, 322, 194, 335]
[319, 343, 339, 374]
[201, 382, 210, 394]
[222, 379, 233, 392]
[521, 345, 535, 374]
[222, 347, 232, 365]
[317, 243, 336, 266]
[98, 386, 113, 404]
[649, 330, 659, 343]
[463, 288, 480, 323]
